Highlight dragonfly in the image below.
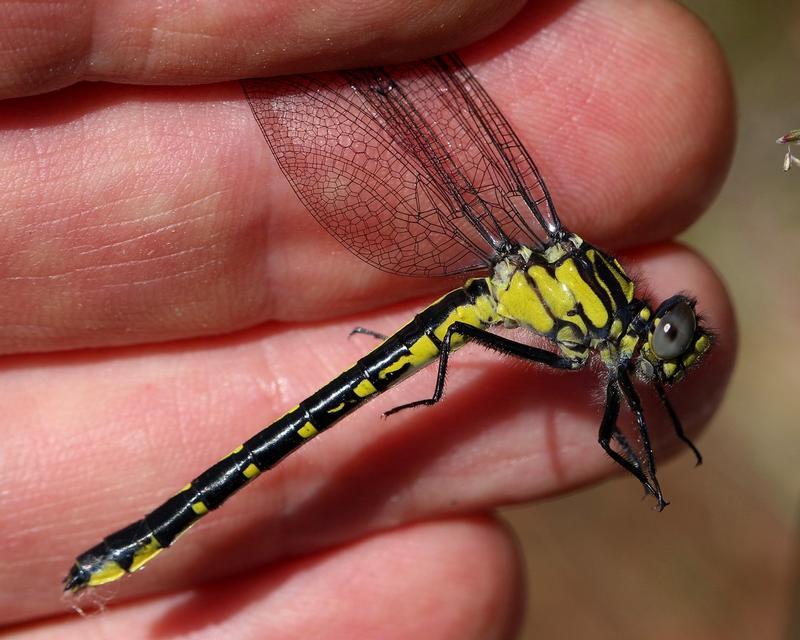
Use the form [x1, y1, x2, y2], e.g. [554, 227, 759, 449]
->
[63, 53, 712, 593]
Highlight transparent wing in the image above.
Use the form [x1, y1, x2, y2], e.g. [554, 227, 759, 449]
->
[242, 53, 561, 277]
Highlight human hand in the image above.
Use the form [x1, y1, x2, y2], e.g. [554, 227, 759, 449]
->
[0, 1, 735, 638]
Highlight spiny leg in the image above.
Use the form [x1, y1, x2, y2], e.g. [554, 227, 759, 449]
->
[349, 327, 387, 341]
[617, 372, 659, 480]
[617, 370, 668, 510]
[385, 321, 582, 416]
[598, 376, 666, 509]
[655, 382, 703, 465]
[613, 429, 646, 473]
[611, 427, 652, 501]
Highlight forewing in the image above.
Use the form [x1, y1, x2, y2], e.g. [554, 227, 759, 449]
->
[242, 54, 561, 277]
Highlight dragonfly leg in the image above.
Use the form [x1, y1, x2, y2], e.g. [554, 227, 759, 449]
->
[349, 327, 387, 340]
[611, 423, 652, 501]
[600, 371, 668, 510]
[385, 322, 582, 416]
[655, 382, 703, 465]
[612, 429, 645, 472]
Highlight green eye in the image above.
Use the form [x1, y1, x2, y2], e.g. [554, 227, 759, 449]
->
[652, 301, 696, 359]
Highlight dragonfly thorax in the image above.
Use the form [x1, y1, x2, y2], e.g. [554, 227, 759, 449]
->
[487, 234, 711, 384]
[489, 233, 635, 360]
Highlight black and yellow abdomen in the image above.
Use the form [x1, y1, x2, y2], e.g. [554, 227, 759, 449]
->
[64, 278, 500, 591]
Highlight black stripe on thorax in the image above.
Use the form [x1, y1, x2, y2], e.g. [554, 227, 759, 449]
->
[591, 250, 631, 310]
[574, 250, 615, 317]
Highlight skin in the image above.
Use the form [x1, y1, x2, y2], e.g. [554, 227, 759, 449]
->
[0, 1, 736, 638]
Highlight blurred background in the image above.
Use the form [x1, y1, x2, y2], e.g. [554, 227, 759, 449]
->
[506, 1, 800, 638]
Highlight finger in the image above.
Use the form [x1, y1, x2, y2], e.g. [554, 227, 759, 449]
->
[0, 1, 733, 352]
[1, 0, 525, 98]
[468, 0, 734, 247]
[0, 245, 733, 621]
[4, 518, 523, 639]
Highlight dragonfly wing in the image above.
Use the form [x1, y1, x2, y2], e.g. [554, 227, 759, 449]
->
[243, 54, 561, 277]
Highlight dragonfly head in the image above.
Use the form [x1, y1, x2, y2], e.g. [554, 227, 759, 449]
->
[636, 295, 712, 385]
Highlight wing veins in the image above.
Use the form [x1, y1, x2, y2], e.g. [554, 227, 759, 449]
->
[242, 53, 561, 277]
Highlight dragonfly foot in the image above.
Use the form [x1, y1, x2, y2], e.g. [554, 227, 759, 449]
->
[349, 327, 387, 341]
[384, 398, 437, 416]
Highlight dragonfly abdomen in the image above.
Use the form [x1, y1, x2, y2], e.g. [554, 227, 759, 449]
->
[64, 278, 499, 592]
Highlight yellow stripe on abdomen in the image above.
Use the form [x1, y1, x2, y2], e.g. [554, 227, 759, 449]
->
[378, 334, 440, 380]
[378, 296, 497, 381]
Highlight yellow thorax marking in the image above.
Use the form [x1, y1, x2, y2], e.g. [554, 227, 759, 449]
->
[554, 258, 608, 328]
[497, 269, 554, 332]
[586, 249, 635, 303]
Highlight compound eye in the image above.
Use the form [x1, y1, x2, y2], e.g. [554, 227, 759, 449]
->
[652, 301, 696, 359]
